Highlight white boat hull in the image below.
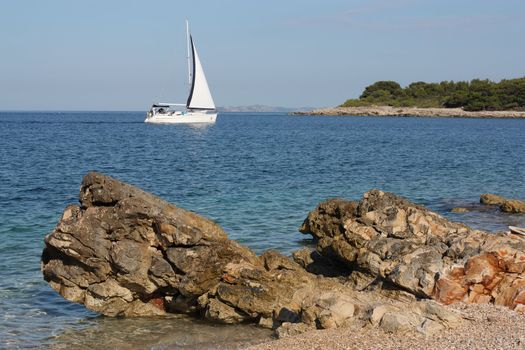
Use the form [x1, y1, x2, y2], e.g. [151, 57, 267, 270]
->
[145, 111, 217, 124]
[509, 226, 525, 237]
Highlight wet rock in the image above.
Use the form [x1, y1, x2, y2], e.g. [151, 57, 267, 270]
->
[451, 207, 469, 213]
[480, 194, 507, 205]
[480, 193, 525, 213]
[203, 298, 248, 324]
[501, 200, 525, 214]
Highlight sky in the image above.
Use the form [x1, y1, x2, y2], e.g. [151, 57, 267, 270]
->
[1, 0, 524, 110]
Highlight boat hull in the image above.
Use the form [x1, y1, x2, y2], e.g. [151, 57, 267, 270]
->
[145, 111, 217, 124]
[509, 226, 525, 236]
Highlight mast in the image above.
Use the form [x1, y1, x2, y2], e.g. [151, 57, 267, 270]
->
[185, 22, 215, 110]
[186, 20, 191, 86]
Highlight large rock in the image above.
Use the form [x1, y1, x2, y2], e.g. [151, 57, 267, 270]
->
[42, 172, 260, 316]
[300, 190, 525, 311]
[42, 173, 464, 336]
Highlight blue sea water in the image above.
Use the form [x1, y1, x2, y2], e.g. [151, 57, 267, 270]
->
[0, 111, 524, 349]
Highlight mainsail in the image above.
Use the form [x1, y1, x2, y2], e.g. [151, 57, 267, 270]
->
[186, 36, 215, 110]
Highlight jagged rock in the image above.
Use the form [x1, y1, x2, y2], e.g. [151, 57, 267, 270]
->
[42, 172, 260, 317]
[42, 173, 465, 336]
[300, 189, 525, 311]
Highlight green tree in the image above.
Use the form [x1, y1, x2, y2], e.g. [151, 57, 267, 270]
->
[360, 81, 403, 99]
[340, 76, 525, 111]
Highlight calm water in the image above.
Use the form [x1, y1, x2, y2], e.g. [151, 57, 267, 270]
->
[1, 111, 524, 349]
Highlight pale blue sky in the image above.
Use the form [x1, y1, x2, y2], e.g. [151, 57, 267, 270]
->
[1, 0, 524, 110]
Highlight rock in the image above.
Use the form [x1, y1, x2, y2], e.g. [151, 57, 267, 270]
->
[417, 318, 444, 334]
[42, 173, 466, 336]
[501, 199, 525, 214]
[451, 207, 469, 213]
[292, 248, 350, 277]
[203, 298, 248, 324]
[379, 311, 419, 333]
[369, 304, 393, 326]
[293, 106, 525, 118]
[480, 193, 525, 213]
[369, 300, 462, 335]
[300, 189, 525, 311]
[258, 316, 276, 329]
[42, 172, 260, 317]
[275, 322, 314, 339]
[309, 293, 356, 329]
[480, 193, 507, 205]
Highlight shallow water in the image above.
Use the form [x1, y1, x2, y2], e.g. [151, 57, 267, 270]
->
[0, 111, 524, 349]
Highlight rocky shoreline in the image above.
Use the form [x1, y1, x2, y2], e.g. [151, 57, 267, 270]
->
[41, 173, 525, 348]
[292, 106, 525, 118]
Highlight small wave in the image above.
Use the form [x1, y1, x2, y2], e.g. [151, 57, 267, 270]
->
[19, 186, 48, 194]
[26, 309, 48, 317]
[5, 225, 34, 233]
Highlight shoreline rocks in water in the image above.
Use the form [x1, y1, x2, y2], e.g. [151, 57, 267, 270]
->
[42, 173, 525, 340]
[292, 106, 525, 118]
[450, 207, 469, 213]
[481, 193, 525, 213]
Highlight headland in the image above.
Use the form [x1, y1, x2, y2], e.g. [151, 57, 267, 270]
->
[293, 106, 525, 118]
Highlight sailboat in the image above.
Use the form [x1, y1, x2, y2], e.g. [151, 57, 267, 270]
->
[145, 21, 217, 124]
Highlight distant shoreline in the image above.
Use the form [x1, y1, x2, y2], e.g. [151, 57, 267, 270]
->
[292, 106, 525, 118]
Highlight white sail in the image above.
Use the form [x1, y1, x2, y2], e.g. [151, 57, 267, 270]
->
[186, 37, 215, 110]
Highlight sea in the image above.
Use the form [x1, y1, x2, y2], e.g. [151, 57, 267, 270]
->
[0, 111, 524, 349]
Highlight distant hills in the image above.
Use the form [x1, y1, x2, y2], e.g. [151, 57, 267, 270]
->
[217, 105, 317, 113]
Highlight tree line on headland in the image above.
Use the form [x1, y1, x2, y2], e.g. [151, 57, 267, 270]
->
[340, 77, 525, 111]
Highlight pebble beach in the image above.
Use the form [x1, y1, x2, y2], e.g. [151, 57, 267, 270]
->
[249, 303, 525, 350]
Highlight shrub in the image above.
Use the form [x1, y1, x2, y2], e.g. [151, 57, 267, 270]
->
[341, 77, 525, 111]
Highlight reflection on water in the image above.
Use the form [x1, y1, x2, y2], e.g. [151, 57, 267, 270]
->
[48, 315, 273, 350]
[145, 121, 214, 134]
